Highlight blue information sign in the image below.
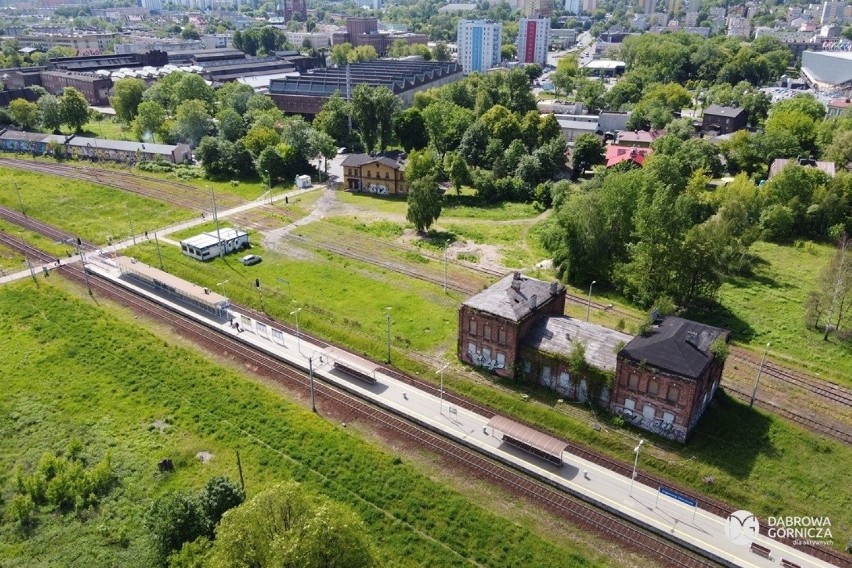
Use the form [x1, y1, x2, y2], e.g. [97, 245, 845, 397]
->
[659, 486, 697, 508]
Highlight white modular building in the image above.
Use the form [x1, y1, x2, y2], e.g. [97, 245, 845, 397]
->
[180, 228, 250, 261]
[456, 20, 503, 74]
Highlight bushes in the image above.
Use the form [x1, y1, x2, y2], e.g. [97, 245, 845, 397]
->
[146, 476, 244, 566]
[8, 439, 114, 522]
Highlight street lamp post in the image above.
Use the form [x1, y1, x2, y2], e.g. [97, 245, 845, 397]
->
[290, 307, 302, 353]
[308, 356, 316, 412]
[629, 439, 644, 496]
[586, 280, 597, 322]
[749, 342, 771, 408]
[385, 307, 392, 364]
[438, 363, 449, 415]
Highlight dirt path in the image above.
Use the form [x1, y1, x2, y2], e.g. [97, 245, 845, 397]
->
[262, 187, 337, 250]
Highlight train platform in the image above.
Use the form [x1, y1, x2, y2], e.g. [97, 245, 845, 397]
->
[85, 258, 837, 568]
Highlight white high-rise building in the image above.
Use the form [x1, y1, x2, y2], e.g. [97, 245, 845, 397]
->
[141, 0, 163, 13]
[456, 20, 502, 74]
[821, 1, 845, 24]
[517, 18, 550, 66]
[564, 0, 580, 15]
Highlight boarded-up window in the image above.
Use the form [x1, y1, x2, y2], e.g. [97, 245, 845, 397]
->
[628, 372, 639, 390]
[496, 352, 506, 368]
[483, 324, 491, 340]
[667, 386, 680, 404]
[469, 319, 477, 335]
[498, 328, 506, 344]
[647, 379, 659, 396]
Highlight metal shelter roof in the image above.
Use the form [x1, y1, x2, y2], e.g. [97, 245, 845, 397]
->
[114, 256, 228, 310]
[487, 415, 569, 462]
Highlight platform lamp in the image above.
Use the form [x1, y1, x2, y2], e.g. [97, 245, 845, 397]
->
[629, 439, 644, 496]
[385, 307, 392, 364]
[438, 363, 449, 415]
[290, 307, 303, 353]
[586, 280, 597, 322]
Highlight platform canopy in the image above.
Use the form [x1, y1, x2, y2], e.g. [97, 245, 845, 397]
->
[487, 415, 569, 465]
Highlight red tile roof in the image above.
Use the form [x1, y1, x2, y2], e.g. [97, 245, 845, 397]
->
[605, 145, 651, 167]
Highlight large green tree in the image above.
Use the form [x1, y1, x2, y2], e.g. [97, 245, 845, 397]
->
[406, 176, 443, 233]
[37, 94, 63, 133]
[313, 92, 350, 148]
[572, 133, 604, 175]
[394, 107, 428, 152]
[9, 98, 38, 129]
[421, 100, 474, 158]
[172, 99, 211, 146]
[110, 77, 145, 123]
[351, 85, 400, 153]
[59, 87, 90, 132]
[209, 482, 376, 568]
[132, 100, 167, 141]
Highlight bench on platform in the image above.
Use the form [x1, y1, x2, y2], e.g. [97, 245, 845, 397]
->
[749, 542, 772, 559]
[333, 361, 377, 384]
[780, 559, 801, 568]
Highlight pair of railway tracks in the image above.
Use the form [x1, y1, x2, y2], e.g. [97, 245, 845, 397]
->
[0, 158, 244, 212]
[1, 230, 847, 566]
[55, 262, 718, 568]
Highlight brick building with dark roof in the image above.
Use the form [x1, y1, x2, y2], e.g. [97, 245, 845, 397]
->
[610, 316, 729, 442]
[459, 272, 566, 377]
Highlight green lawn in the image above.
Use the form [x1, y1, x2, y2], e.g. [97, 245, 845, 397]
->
[708, 241, 852, 384]
[119, 238, 852, 550]
[0, 167, 194, 246]
[125, 241, 462, 356]
[0, 242, 24, 272]
[0, 281, 614, 567]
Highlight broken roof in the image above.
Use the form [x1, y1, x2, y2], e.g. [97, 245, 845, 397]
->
[619, 316, 729, 379]
[522, 316, 633, 372]
[462, 272, 564, 322]
[462, 272, 565, 321]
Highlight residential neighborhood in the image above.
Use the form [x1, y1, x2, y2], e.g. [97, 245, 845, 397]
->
[0, 0, 850, 566]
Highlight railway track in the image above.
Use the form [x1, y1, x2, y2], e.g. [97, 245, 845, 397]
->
[0, 205, 97, 252]
[0, 159, 244, 212]
[57, 265, 717, 568]
[732, 348, 852, 408]
[0, 228, 845, 565]
[283, 233, 479, 295]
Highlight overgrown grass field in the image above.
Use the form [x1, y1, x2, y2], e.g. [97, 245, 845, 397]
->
[711, 241, 852, 384]
[125, 240, 462, 356]
[0, 282, 615, 567]
[0, 167, 193, 246]
[119, 239, 852, 548]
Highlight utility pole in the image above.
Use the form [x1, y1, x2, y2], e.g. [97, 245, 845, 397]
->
[749, 343, 771, 408]
[235, 450, 245, 492]
[125, 203, 136, 245]
[76, 242, 93, 296]
[154, 232, 164, 270]
[14, 182, 26, 217]
[211, 188, 223, 259]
